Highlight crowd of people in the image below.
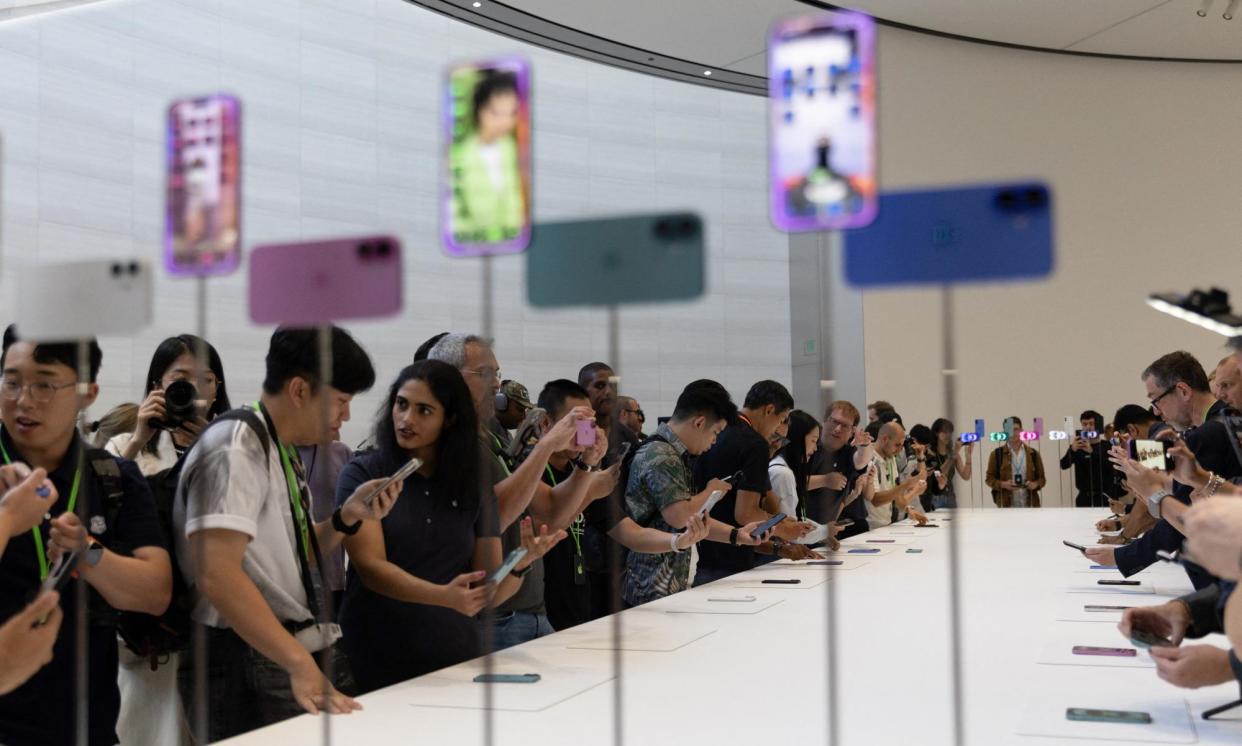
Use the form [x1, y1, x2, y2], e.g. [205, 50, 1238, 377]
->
[0, 324, 1239, 745]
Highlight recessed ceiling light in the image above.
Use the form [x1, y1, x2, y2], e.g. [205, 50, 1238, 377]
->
[472, 1, 481, 6]
[703, 70, 712, 76]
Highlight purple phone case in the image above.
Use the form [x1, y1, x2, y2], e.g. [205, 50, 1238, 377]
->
[1072, 646, 1136, 657]
[575, 420, 597, 446]
[248, 236, 403, 325]
[165, 94, 242, 277]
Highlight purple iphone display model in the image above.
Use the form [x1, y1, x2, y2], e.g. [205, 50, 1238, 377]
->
[248, 236, 402, 325]
[165, 94, 242, 277]
[1072, 646, 1137, 657]
[575, 419, 597, 447]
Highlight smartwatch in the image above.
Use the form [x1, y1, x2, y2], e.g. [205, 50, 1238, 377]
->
[1145, 489, 1171, 520]
[332, 506, 362, 536]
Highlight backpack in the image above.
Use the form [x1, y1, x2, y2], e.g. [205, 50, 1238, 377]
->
[580, 433, 668, 574]
[111, 408, 270, 670]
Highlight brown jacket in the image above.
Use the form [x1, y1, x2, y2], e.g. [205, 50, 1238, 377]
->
[985, 443, 1046, 507]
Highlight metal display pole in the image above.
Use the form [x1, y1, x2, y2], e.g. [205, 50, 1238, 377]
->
[940, 287, 966, 746]
[607, 304, 624, 746]
[74, 340, 91, 746]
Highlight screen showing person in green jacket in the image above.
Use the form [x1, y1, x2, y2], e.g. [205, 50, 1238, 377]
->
[445, 58, 531, 255]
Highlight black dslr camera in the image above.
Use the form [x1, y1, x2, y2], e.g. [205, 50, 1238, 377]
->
[150, 380, 199, 431]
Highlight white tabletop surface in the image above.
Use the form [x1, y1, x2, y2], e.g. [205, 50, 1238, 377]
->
[218, 508, 1242, 745]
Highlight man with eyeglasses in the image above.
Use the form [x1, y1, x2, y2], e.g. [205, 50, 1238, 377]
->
[618, 396, 645, 439]
[0, 325, 172, 746]
[1085, 351, 1242, 590]
[805, 401, 875, 538]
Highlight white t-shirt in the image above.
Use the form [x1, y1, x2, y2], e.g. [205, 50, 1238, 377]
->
[768, 455, 799, 518]
[105, 431, 179, 477]
[867, 455, 900, 529]
[172, 414, 313, 628]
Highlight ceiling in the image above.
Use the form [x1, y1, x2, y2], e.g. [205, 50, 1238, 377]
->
[435, 0, 1242, 83]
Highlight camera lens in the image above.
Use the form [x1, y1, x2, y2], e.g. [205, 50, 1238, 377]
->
[654, 221, 673, 240]
[376, 241, 391, 256]
[128, 261, 140, 275]
[677, 219, 695, 237]
[156, 380, 199, 431]
[358, 242, 373, 258]
[1024, 188, 1047, 207]
[110, 263, 124, 277]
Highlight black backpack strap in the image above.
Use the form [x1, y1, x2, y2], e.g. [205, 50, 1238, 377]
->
[86, 447, 126, 537]
[207, 408, 271, 460]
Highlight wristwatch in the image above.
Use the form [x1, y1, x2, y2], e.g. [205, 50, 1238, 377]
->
[510, 563, 533, 579]
[728, 527, 739, 546]
[83, 537, 104, 568]
[331, 506, 362, 536]
[1145, 489, 1171, 519]
[571, 457, 599, 473]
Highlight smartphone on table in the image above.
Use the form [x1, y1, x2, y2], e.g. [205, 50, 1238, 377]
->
[1072, 646, 1136, 657]
[1098, 579, 1140, 586]
[1066, 707, 1152, 724]
[473, 673, 540, 684]
[165, 93, 242, 276]
[768, 11, 876, 231]
[248, 236, 403, 325]
[443, 57, 532, 256]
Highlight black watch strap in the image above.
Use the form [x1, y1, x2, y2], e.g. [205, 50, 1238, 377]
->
[332, 506, 362, 536]
[729, 527, 739, 545]
[510, 563, 533, 579]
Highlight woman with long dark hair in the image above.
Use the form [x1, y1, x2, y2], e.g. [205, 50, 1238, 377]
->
[925, 418, 973, 509]
[769, 410, 822, 520]
[337, 360, 562, 692]
[108, 334, 230, 474]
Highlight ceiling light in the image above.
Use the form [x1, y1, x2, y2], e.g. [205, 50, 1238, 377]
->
[472, 1, 481, 6]
[1147, 288, 1242, 337]
[703, 70, 712, 76]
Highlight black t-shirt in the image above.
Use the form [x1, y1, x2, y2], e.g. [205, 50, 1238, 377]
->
[491, 440, 545, 616]
[806, 443, 862, 525]
[539, 462, 591, 631]
[693, 421, 772, 578]
[0, 431, 165, 746]
[336, 450, 498, 691]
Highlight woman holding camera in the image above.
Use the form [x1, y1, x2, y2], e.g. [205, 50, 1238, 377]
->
[104, 334, 229, 746]
[107, 334, 231, 475]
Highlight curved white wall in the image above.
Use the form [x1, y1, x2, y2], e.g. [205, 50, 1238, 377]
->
[862, 26, 1242, 507]
[0, 0, 792, 445]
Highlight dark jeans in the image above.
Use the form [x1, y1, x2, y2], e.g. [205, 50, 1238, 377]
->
[177, 626, 354, 743]
[691, 564, 738, 588]
[492, 612, 553, 651]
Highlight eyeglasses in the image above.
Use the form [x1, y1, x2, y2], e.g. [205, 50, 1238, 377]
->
[464, 367, 501, 382]
[1149, 383, 1179, 410]
[826, 417, 854, 432]
[0, 378, 78, 403]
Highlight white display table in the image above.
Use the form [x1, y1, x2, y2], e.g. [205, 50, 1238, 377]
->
[219, 508, 1242, 745]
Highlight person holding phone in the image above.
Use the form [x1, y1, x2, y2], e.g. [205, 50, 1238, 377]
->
[806, 401, 874, 538]
[923, 418, 972, 510]
[867, 422, 929, 527]
[0, 327, 172, 746]
[625, 380, 770, 606]
[337, 361, 562, 692]
[1059, 410, 1118, 508]
[985, 416, 1046, 508]
[173, 327, 403, 741]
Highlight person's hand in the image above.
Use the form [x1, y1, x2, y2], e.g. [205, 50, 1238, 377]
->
[1083, 546, 1116, 566]
[175, 415, 207, 444]
[735, 520, 768, 546]
[0, 591, 63, 695]
[777, 543, 824, 561]
[826, 535, 841, 552]
[674, 514, 710, 550]
[582, 425, 608, 467]
[935, 471, 948, 490]
[705, 478, 732, 496]
[774, 519, 814, 542]
[824, 472, 848, 491]
[906, 478, 928, 498]
[1168, 442, 1208, 489]
[590, 462, 621, 501]
[1095, 518, 1120, 533]
[339, 477, 403, 526]
[1098, 534, 1129, 546]
[47, 512, 88, 565]
[1113, 458, 1170, 501]
[1108, 498, 1127, 516]
[908, 509, 929, 526]
[517, 517, 566, 566]
[437, 571, 492, 617]
[1118, 601, 1191, 646]
[543, 406, 596, 453]
[131, 388, 167, 450]
[0, 467, 56, 538]
[288, 656, 361, 716]
[1148, 645, 1235, 689]
[999, 480, 1016, 491]
[911, 442, 927, 458]
[1072, 437, 1089, 453]
[1183, 498, 1242, 581]
[851, 429, 873, 449]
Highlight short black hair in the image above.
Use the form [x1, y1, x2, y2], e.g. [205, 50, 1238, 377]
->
[1079, 410, 1104, 431]
[908, 423, 934, 446]
[1112, 404, 1159, 432]
[2, 324, 102, 382]
[743, 380, 793, 414]
[471, 69, 518, 129]
[876, 409, 903, 427]
[1142, 351, 1210, 394]
[537, 379, 590, 419]
[1006, 416, 1024, 429]
[262, 326, 375, 396]
[672, 379, 736, 423]
[577, 362, 612, 388]
[413, 332, 449, 362]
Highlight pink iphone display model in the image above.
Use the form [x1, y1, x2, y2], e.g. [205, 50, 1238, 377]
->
[248, 236, 402, 325]
[768, 11, 876, 232]
[575, 419, 597, 447]
[165, 94, 241, 276]
[442, 56, 532, 256]
[1072, 646, 1136, 657]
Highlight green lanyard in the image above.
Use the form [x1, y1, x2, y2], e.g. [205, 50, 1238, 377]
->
[254, 403, 311, 564]
[544, 465, 584, 558]
[490, 433, 511, 476]
[0, 430, 82, 581]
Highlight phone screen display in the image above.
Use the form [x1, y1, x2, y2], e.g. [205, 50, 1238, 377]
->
[1072, 646, 1136, 657]
[165, 94, 241, 276]
[768, 12, 876, 232]
[443, 57, 532, 256]
[1130, 439, 1170, 471]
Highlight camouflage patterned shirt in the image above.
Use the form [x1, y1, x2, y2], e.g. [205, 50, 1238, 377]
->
[622, 423, 693, 607]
